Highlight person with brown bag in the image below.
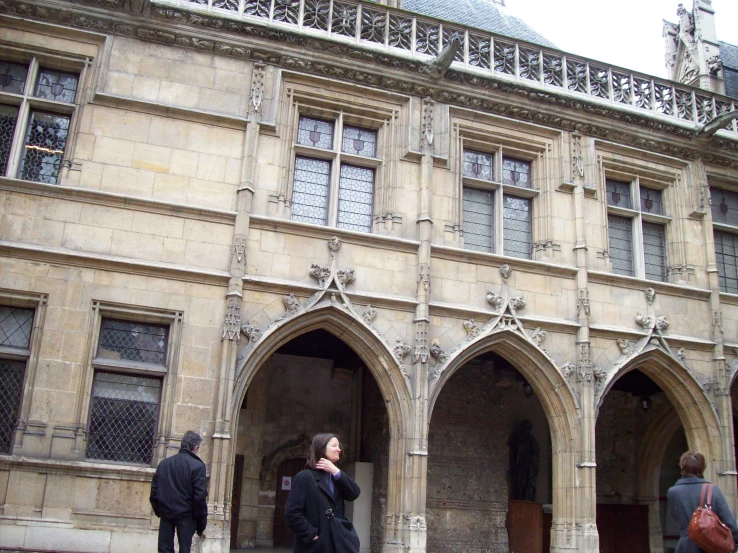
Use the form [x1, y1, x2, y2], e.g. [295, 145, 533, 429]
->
[667, 451, 738, 553]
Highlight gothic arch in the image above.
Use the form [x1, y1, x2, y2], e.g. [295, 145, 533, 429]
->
[596, 348, 724, 468]
[229, 303, 413, 544]
[427, 329, 581, 546]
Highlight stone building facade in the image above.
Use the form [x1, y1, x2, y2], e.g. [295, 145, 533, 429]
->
[1, 0, 738, 552]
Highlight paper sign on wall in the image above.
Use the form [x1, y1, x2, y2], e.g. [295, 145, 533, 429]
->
[281, 476, 292, 490]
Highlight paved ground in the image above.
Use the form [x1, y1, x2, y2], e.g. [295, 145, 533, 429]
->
[232, 548, 292, 553]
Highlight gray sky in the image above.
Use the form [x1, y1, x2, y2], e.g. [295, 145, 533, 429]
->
[504, 0, 738, 79]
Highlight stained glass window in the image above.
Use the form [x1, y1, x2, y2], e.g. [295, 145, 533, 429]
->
[0, 61, 28, 95]
[640, 187, 663, 215]
[608, 214, 634, 276]
[342, 126, 377, 158]
[97, 319, 168, 366]
[463, 187, 493, 252]
[34, 67, 79, 104]
[18, 111, 70, 184]
[643, 222, 667, 282]
[297, 116, 334, 149]
[337, 164, 373, 232]
[86, 371, 161, 464]
[292, 156, 330, 225]
[711, 188, 738, 227]
[502, 157, 532, 188]
[503, 195, 532, 259]
[0, 105, 19, 177]
[606, 179, 632, 209]
[714, 230, 738, 294]
[463, 150, 493, 181]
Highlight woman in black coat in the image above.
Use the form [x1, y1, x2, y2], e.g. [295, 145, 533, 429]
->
[667, 450, 738, 553]
[285, 433, 361, 553]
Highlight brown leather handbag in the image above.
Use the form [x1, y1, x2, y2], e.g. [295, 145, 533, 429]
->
[688, 483, 735, 553]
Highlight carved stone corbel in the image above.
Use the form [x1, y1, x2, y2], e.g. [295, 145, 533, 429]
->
[241, 321, 263, 346]
[636, 313, 654, 329]
[486, 291, 505, 310]
[617, 338, 633, 355]
[429, 342, 448, 364]
[509, 296, 526, 312]
[361, 304, 377, 325]
[337, 269, 356, 286]
[463, 319, 480, 339]
[282, 293, 302, 316]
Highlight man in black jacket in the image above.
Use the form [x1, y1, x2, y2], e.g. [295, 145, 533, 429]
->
[150, 430, 208, 553]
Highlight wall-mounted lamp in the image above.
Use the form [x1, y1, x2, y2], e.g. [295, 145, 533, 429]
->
[523, 380, 533, 399]
[640, 395, 652, 412]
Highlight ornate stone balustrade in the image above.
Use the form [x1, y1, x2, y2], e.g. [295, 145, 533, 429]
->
[153, 0, 738, 136]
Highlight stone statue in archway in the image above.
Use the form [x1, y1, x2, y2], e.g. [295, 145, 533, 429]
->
[508, 419, 540, 501]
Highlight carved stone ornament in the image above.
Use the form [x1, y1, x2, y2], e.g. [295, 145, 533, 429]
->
[676, 347, 686, 362]
[578, 289, 590, 316]
[528, 327, 547, 348]
[232, 234, 247, 265]
[249, 61, 266, 113]
[361, 304, 377, 325]
[429, 342, 448, 363]
[645, 287, 656, 304]
[328, 236, 341, 256]
[463, 319, 481, 339]
[422, 98, 434, 147]
[310, 264, 332, 287]
[222, 294, 242, 341]
[571, 131, 584, 179]
[393, 338, 411, 362]
[337, 269, 356, 286]
[486, 291, 505, 310]
[560, 361, 577, 384]
[500, 264, 512, 280]
[617, 338, 633, 355]
[283, 293, 302, 315]
[414, 321, 430, 363]
[636, 313, 654, 329]
[496, 315, 518, 331]
[509, 296, 526, 312]
[418, 264, 430, 293]
[421, 32, 462, 79]
[241, 322, 263, 345]
[655, 316, 669, 331]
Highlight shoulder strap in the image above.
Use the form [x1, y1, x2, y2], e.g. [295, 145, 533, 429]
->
[699, 483, 708, 508]
[706, 483, 714, 507]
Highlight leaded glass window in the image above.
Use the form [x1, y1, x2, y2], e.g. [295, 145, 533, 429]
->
[86, 371, 161, 464]
[297, 116, 334, 149]
[714, 230, 738, 294]
[503, 195, 532, 258]
[337, 164, 374, 232]
[0, 305, 34, 455]
[502, 157, 531, 188]
[0, 306, 34, 349]
[18, 111, 70, 184]
[97, 318, 168, 366]
[0, 105, 19, 176]
[643, 222, 667, 282]
[342, 126, 376, 158]
[0, 61, 28, 94]
[711, 188, 738, 227]
[608, 214, 634, 276]
[291, 115, 377, 233]
[606, 179, 632, 208]
[35, 67, 79, 104]
[463, 150, 493, 181]
[0, 359, 25, 454]
[0, 58, 79, 183]
[640, 187, 663, 215]
[292, 156, 330, 225]
[463, 187, 493, 253]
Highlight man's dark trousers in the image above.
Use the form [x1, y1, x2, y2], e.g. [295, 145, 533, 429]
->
[158, 517, 197, 553]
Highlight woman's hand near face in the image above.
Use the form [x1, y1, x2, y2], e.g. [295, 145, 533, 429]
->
[315, 457, 340, 475]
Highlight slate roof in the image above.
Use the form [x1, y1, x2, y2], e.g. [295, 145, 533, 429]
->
[403, 0, 556, 48]
[719, 41, 738, 99]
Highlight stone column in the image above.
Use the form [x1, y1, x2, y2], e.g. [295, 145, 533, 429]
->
[206, 63, 266, 552]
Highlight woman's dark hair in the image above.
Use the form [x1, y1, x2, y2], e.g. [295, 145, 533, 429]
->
[679, 450, 706, 478]
[306, 433, 340, 469]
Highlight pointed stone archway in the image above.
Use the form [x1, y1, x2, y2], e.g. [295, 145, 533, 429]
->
[427, 329, 582, 553]
[228, 304, 413, 552]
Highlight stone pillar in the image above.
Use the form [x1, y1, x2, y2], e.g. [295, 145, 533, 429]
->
[205, 63, 265, 553]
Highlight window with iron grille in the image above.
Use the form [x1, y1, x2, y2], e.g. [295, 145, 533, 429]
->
[291, 116, 378, 233]
[461, 149, 535, 259]
[0, 305, 35, 454]
[87, 318, 169, 464]
[711, 188, 738, 294]
[0, 58, 80, 184]
[606, 178, 669, 281]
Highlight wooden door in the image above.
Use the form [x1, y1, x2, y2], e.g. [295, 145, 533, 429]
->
[507, 499, 543, 553]
[273, 457, 307, 547]
[231, 454, 244, 547]
[597, 504, 649, 553]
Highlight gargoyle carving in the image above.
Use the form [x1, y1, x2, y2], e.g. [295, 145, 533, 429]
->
[421, 33, 462, 79]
